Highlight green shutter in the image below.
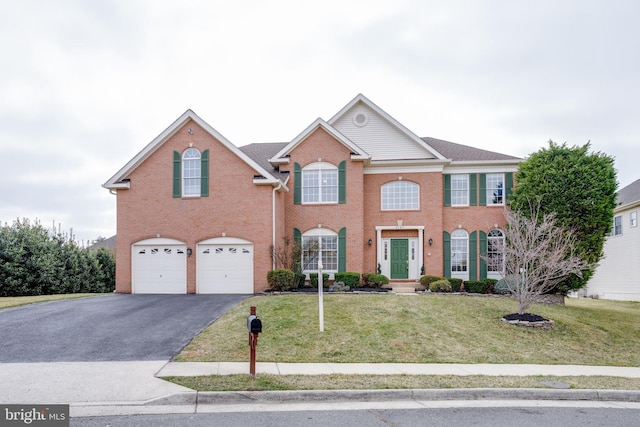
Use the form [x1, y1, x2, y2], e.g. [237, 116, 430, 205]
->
[173, 151, 181, 198]
[338, 227, 346, 272]
[505, 172, 513, 204]
[294, 162, 301, 205]
[338, 161, 346, 204]
[293, 228, 301, 246]
[470, 174, 477, 206]
[469, 231, 477, 281]
[479, 173, 487, 206]
[479, 230, 487, 280]
[201, 149, 209, 197]
[443, 231, 451, 278]
[444, 175, 451, 206]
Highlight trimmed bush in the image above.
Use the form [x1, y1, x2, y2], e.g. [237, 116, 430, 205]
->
[309, 273, 330, 287]
[420, 275, 446, 287]
[464, 280, 487, 294]
[483, 278, 498, 294]
[367, 274, 389, 288]
[449, 278, 464, 292]
[334, 272, 360, 288]
[429, 279, 452, 292]
[267, 269, 296, 291]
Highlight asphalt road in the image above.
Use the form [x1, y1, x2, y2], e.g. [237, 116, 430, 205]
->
[0, 294, 248, 362]
[70, 406, 640, 427]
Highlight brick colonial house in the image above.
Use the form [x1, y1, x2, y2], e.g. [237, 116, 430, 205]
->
[103, 94, 520, 294]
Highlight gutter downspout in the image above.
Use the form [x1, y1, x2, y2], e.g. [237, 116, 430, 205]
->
[272, 183, 282, 270]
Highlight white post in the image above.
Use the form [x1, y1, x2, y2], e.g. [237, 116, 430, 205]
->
[318, 260, 324, 332]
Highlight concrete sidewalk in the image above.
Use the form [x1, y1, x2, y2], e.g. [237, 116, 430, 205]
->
[157, 362, 640, 378]
[2, 361, 640, 418]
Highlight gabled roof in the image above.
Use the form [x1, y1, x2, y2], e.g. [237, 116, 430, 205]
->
[422, 137, 521, 162]
[616, 178, 640, 208]
[239, 142, 288, 181]
[328, 93, 447, 161]
[103, 109, 285, 190]
[268, 118, 370, 165]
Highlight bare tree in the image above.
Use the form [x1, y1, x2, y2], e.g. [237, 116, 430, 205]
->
[495, 204, 591, 315]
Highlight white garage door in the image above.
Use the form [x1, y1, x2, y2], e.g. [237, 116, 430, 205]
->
[132, 238, 187, 294]
[197, 237, 254, 294]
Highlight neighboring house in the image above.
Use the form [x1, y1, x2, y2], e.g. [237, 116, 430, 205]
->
[582, 179, 640, 301]
[87, 235, 117, 253]
[103, 94, 521, 294]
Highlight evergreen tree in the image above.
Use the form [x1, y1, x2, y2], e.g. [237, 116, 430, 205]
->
[509, 141, 617, 294]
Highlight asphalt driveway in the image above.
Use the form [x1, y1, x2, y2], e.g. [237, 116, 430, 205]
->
[0, 294, 248, 362]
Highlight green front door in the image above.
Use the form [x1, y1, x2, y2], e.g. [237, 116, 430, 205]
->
[390, 239, 409, 279]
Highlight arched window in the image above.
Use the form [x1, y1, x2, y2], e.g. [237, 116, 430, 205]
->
[302, 162, 338, 204]
[182, 148, 201, 197]
[381, 181, 419, 210]
[301, 228, 338, 272]
[451, 229, 468, 274]
[487, 229, 505, 276]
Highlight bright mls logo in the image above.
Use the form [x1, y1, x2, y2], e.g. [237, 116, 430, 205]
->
[1, 405, 69, 426]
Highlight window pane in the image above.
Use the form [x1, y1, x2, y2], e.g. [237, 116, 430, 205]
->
[381, 181, 419, 210]
[451, 175, 469, 206]
[182, 150, 201, 196]
[451, 230, 468, 272]
[486, 173, 504, 205]
[302, 166, 337, 203]
[487, 229, 504, 272]
[302, 234, 338, 271]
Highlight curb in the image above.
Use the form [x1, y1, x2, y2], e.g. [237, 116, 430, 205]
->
[143, 388, 640, 406]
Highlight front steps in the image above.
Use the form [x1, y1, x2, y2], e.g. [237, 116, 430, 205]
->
[386, 280, 422, 294]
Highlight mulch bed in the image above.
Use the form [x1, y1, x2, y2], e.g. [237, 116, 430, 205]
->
[502, 312, 555, 329]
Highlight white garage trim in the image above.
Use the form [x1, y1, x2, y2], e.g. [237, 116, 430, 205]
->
[197, 237, 254, 294]
[132, 238, 187, 294]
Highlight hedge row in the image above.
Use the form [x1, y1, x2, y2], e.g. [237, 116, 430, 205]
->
[0, 219, 115, 296]
[266, 270, 389, 291]
[420, 275, 500, 294]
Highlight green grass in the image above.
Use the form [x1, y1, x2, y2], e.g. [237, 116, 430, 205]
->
[176, 294, 640, 366]
[167, 374, 640, 392]
[0, 293, 106, 309]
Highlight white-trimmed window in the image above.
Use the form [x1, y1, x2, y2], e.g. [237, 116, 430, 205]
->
[611, 215, 622, 236]
[302, 229, 338, 272]
[182, 148, 201, 197]
[486, 173, 504, 206]
[487, 229, 505, 274]
[451, 229, 468, 273]
[381, 181, 419, 210]
[631, 211, 637, 228]
[451, 174, 469, 206]
[302, 162, 338, 204]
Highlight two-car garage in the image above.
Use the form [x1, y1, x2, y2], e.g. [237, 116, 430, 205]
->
[131, 237, 254, 294]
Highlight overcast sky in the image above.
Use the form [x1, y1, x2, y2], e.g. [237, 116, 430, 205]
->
[1, 0, 638, 243]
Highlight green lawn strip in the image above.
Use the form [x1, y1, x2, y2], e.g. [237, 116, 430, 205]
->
[176, 294, 640, 366]
[0, 293, 107, 309]
[165, 374, 640, 392]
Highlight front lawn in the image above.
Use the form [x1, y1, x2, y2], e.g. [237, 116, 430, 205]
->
[176, 294, 640, 367]
[0, 293, 105, 309]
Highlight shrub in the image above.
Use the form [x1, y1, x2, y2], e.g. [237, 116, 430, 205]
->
[429, 279, 452, 292]
[464, 280, 487, 294]
[449, 278, 464, 292]
[330, 281, 350, 292]
[367, 274, 389, 288]
[267, 269, 296, 291]
[420, 275, 445, 287]
[483, 278, 498, 294]
[334, 272, 360, 288]
[294, 272, 306, 288]
[494, 279, 510, 295]
[309, 273, 330, 288]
